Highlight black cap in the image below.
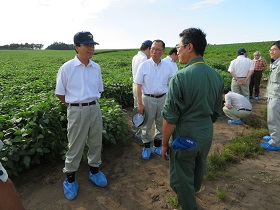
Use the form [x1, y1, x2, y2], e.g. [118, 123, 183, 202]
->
[74, 31, 99, 45]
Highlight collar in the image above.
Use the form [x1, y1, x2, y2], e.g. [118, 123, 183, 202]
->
[74, 55, 93, 67]
[185, 57, 205, 68]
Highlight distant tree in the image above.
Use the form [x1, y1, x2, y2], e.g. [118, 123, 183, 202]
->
[46, 42, 73, 50]
[0, 43, 43, 50]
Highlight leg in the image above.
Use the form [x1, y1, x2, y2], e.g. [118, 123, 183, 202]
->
[267, 99, 280, 146]
[249, 73, 255, 97]
[254, 72, 262, 97]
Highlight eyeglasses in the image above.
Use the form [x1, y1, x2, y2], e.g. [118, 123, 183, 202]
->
[269, 48, 279, 53]
[176, 43, 188, 50]
[151, 47, 163, 52]
[81, 44, 95, 48]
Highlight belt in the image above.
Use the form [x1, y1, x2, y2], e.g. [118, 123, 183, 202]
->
[144, 93, 166, 98]
[238, 108, 251, 111]
[69, 101, 96, 106]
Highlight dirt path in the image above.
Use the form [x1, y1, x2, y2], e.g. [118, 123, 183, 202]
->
[15, 98, 280, 210]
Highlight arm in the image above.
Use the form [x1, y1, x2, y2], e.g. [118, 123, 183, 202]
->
[244, 70, 254, 84]
[56, 94, 67, 105]
[161, 119, 175, 160]
[136, 84, 144, 114]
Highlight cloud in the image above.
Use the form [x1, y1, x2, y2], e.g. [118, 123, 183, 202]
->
[183, 0, 224, 10]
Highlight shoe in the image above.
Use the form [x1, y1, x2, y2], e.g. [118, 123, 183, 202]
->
[142, 147, 152, 160]
[88, 171, 108, 187]
[63, 180, 78, 200]
[260, 142, 280, 151]
[249, 96, 253, 99]
[254, 96, 260, 100]
[263, 136, 271, 141]
[228, 119, 242, 125]
[153, 146, 162, 157]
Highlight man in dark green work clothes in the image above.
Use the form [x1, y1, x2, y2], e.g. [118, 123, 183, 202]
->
[161, 28, 224, 210]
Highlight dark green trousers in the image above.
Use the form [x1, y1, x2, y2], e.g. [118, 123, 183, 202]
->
[170, 127, 213, 210]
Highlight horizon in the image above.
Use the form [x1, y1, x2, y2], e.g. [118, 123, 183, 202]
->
[1, 0, 279, 50]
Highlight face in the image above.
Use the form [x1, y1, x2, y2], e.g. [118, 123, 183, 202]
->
[176, 38, 190, 64]
[150, 42, 164, 63]
[75, 43, 95, 61]
[269, 45, 280, 61]
[171, 53, 178, 62]
[254, 54, 260, 59]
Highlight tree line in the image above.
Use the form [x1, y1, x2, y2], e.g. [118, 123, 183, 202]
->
[0, 42, 74, 50]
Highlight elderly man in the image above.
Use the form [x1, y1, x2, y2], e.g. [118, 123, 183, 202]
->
[228, 48, 254, 100]
[249, 51, 267, 100]
[134, 40, 175, 160]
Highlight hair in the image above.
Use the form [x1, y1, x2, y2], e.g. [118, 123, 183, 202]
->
[223, 88, 231, 94]
[179, 28, 207, 56]
[168, 47, 177, 55]
[140, 44, 150, 51]
[254, 51, 261, 56]
[152, 39, 165, 50]
[270, 40, 280, 63]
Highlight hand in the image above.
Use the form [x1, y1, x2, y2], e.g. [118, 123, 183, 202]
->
[137, 103, 145, 115]
[161, 145, 169, 160]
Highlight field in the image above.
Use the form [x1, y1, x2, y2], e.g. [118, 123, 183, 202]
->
[1, 41, 279, 209]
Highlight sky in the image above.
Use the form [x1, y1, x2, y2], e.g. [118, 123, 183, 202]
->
[1, 0, 279, 49]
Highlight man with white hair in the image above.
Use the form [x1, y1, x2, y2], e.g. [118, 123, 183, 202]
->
[249, 51, 267, 100]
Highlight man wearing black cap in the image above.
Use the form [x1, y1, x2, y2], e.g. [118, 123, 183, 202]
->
[131, 40, 152, 142]
[55, 31, 107, 200]
[228, 48, 254, 100]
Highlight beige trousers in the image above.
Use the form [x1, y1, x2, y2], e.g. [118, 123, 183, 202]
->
[63, 103, 103, 173]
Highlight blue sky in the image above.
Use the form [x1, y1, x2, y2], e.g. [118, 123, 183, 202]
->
[0, 0, 279, 49]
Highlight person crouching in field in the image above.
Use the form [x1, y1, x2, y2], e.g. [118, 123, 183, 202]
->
[222, 89, 252, 125]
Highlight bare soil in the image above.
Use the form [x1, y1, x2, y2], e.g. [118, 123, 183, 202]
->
[15, 97, 280, 210]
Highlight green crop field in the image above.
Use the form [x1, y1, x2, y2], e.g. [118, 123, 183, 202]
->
[0, 41, 274, 176]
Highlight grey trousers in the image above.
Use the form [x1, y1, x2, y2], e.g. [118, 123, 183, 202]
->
[63, 103, 103, 173]
[267, 98, 280, 147]
[141, 94, 166, 143]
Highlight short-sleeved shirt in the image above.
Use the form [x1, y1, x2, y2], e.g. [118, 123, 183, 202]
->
[225, 91, 252, 110]
[55, 56, 104, 103]
[267, 58, 280, 98]
[162, 56, 178, 75]
[132, 51, 148, 80]
[228, 55, 254, 77]
[253, 57, 267, 72]
[134, 58, 175, 95]
[162, 57, 224, 135]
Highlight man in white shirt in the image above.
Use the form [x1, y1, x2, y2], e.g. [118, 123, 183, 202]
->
[55, 31, 107, 200]
[223, 89, 252, 125]
[134, 40, 175, 160]
[228, 48, 254, 100]
[162, 47, 179, 74]
[131, 40, 152, 142]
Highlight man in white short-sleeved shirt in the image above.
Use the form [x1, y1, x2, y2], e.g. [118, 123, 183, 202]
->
[223, 89, 252, 125]
[131, 40, 152, 142]
[55, 31, 107, 200]
[134, 40, 175, 160]
[162, 47, 179, 75]
[228, 48, 254, 100]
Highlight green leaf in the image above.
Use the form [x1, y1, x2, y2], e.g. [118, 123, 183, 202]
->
[37, 134, 44, 139]
[23, 155, 31, 167]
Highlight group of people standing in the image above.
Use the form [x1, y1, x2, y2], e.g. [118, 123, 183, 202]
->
[224, 42, 280, 152]
[2, 29, 278, 210]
